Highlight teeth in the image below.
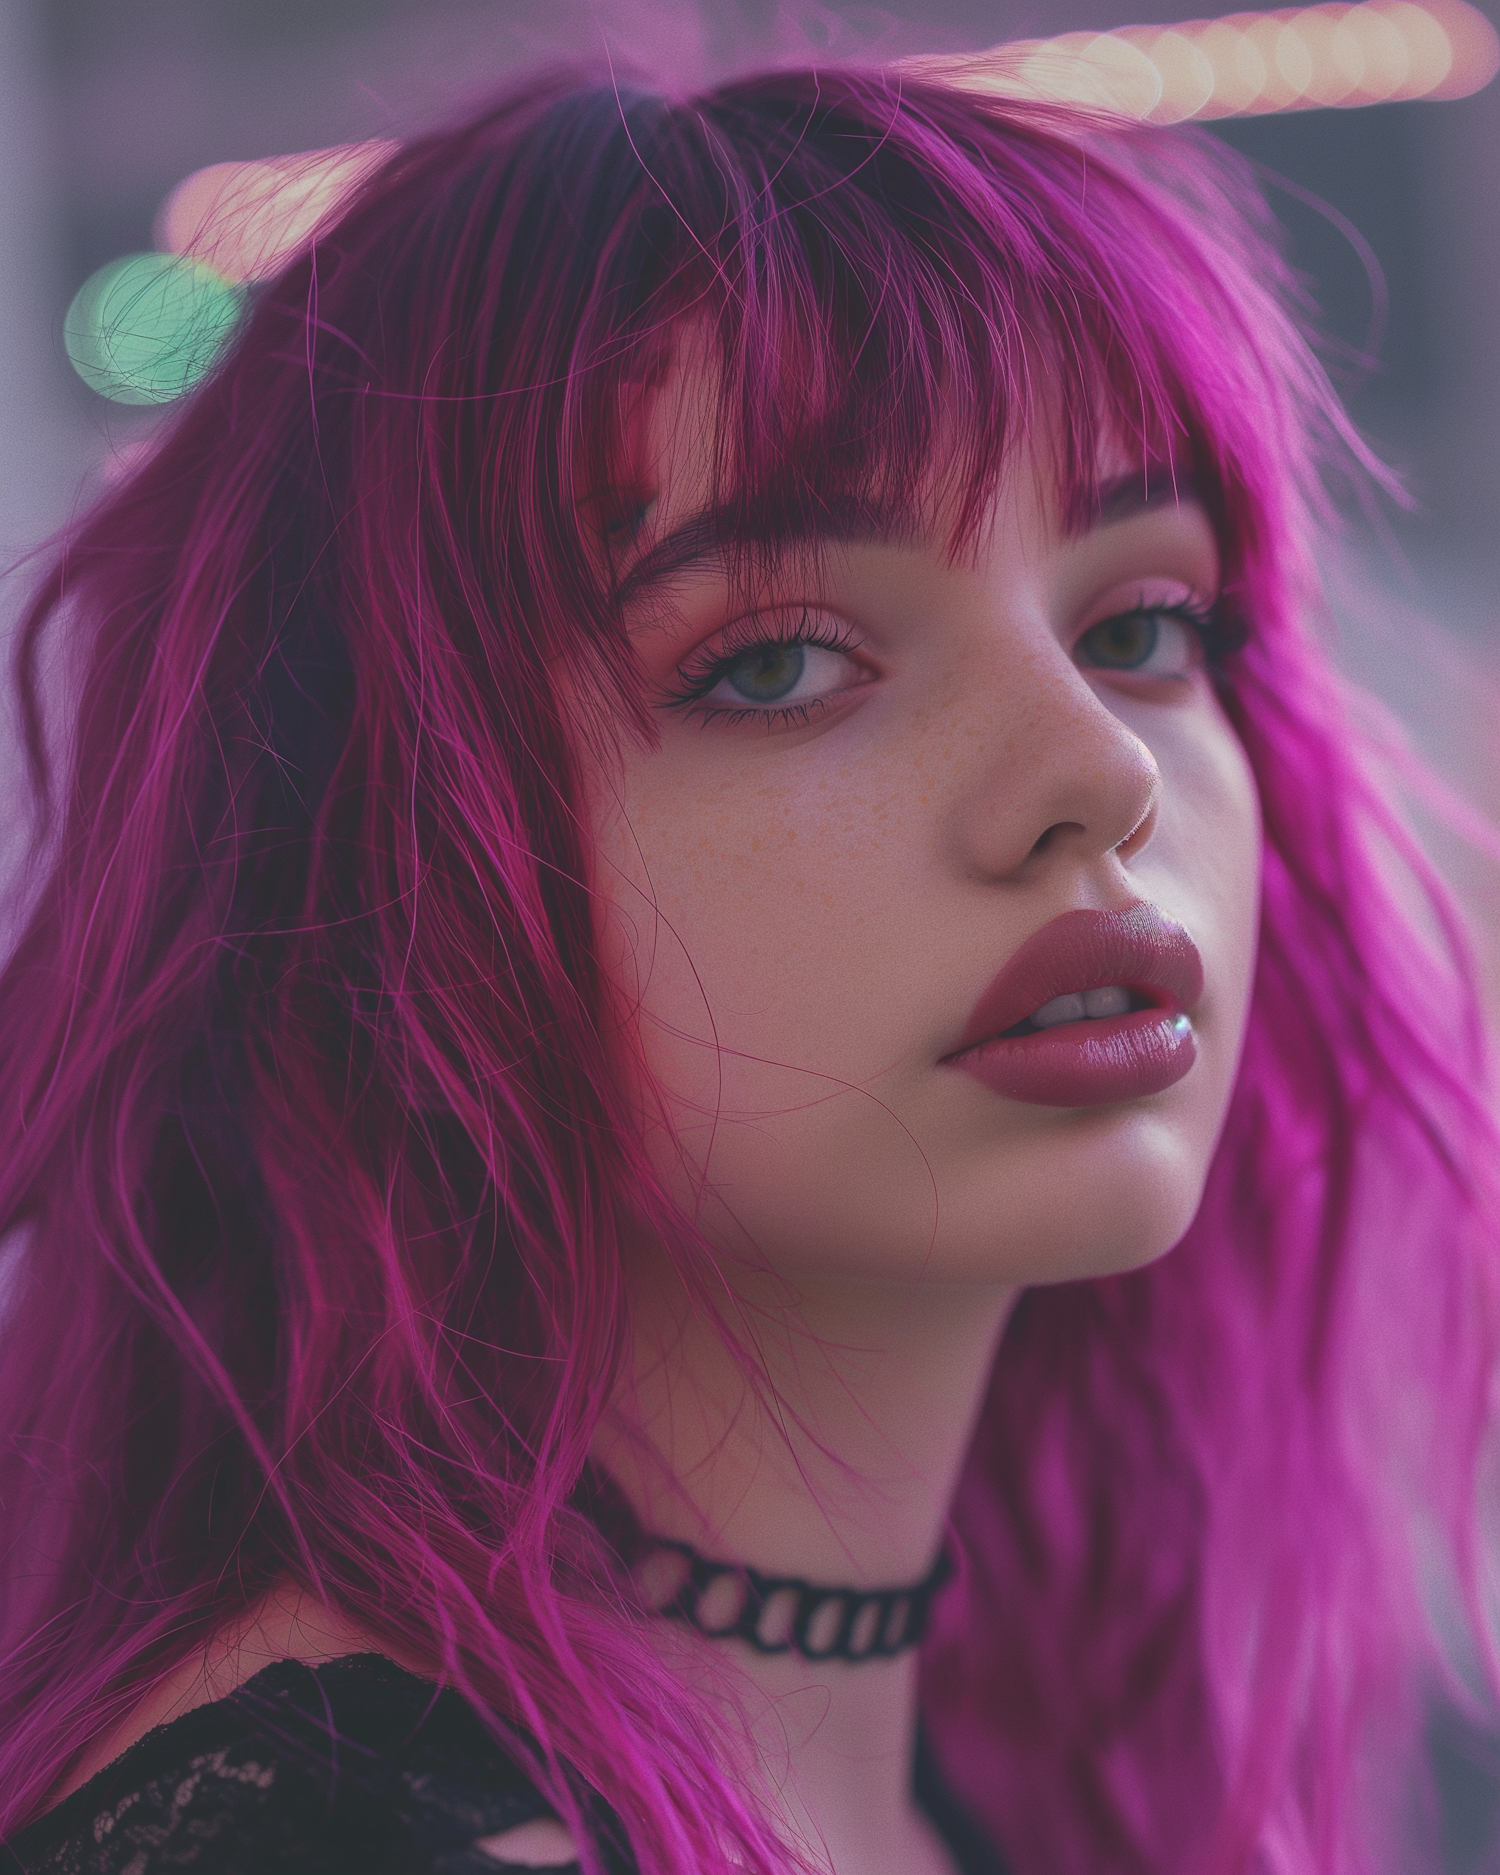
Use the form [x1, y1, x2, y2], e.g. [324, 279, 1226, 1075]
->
[1031, 992, 1086, 1029]
[1031, 985, 1131, 1029]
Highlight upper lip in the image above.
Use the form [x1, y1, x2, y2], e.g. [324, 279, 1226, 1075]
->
[950, 904, 1205, 1054]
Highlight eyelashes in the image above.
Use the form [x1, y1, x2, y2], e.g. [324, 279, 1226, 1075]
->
[659, 609, 869, 726]
[1197, 599, 1249, 669]
[659, 594, 1244, 730]
[1142, 593, 1246, 670]
[1074, 596, 1238, 679]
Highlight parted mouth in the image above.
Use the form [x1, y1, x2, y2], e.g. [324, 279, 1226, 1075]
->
[947, 903, 1205, 1058]
[998, 982, 1146, 1035]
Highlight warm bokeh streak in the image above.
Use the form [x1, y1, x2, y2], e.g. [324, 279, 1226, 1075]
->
[907, 0, 1499, 122]
[154, 141, 397, 285]
[128, 5, 1496, 372]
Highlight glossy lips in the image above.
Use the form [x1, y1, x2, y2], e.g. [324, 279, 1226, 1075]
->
[945, 904, 1205, 1108]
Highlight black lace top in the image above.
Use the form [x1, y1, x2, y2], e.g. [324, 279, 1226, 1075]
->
[3, 1654, 1006, 1875]
[3, 1656, 622, 1875]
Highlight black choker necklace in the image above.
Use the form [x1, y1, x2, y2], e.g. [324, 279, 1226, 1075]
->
[634, 1538, 954, 1663]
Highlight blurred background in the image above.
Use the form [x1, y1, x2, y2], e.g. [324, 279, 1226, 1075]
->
[1, 0, 1498, 1859]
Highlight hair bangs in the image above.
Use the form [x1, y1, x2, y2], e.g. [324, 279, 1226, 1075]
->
[571, 76, 1293, 622]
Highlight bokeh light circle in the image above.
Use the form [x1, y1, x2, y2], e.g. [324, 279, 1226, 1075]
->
[64, 253, 246, 406]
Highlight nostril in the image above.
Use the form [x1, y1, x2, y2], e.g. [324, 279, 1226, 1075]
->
[1029, 821, 1082, 859]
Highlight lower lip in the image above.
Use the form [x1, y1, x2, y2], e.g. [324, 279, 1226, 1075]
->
[947, 1009, 1197, 1108]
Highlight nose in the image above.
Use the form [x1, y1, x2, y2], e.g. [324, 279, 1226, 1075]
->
[949, 650, 1162, 884]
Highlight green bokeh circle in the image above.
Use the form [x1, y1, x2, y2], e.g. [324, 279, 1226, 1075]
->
[64, 253, 246, 406]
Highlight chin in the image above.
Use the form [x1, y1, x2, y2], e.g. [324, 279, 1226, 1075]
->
[947, 1106, 1219, 1287]
[704, 1117, 1216, 1292]
[875, 1110, 1215, 1288]
[662, 1053, 1232, 1290]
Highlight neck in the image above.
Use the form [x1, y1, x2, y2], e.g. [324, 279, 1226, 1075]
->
[594, 1250, 1016, 1875]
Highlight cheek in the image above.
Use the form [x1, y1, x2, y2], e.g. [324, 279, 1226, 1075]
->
[591, 766, 874, 1101]
[589, 736, 957, 1204]
[1136, 695, 1262, 1079]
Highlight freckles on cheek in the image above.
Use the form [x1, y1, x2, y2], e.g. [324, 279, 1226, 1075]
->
[661, 782, 808, 903]
[606, 777, 819, 1000]
[617, 753, 923, 999]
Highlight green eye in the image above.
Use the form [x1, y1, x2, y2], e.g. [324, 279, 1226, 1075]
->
[1076, 608, 1205, 679]
[673, 611, 867, 721]
[1081, 611, 1161, 670]
[725, 642, 807, 703]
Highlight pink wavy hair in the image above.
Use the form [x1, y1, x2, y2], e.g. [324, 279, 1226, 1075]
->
[0, 65, 1495, 1875]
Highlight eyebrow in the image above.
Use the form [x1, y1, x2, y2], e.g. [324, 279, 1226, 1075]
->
[612, 496, 910, 608]
[613, 470, 1205, 606]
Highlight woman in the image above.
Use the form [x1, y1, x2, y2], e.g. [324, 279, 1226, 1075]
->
[0, 60, 1494, 1875]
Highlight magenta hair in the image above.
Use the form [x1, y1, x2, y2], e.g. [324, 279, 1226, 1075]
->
[0, 67, 1495, 1875]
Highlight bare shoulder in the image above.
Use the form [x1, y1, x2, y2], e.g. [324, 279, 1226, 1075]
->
[52, 1580, 401, 1806]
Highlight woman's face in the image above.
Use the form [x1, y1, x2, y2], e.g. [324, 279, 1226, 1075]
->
[586, 365, 1261, 1287]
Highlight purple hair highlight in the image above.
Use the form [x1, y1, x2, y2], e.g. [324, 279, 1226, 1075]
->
[0, 64, 1495, 1875]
